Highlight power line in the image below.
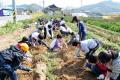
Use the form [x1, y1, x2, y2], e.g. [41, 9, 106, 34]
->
[43, 0, 45, 12]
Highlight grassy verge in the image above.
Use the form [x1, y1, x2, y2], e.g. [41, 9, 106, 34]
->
[0, 12, 44, 35]
[0, 22, 23, 35]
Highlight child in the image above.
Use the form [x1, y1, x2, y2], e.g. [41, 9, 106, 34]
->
[18, 36, 32, 50]
[72, 16, 87, 41]
[0, 43, 32, 80]
[86, 55, 111, 80]
[60, 17, 65, 25]
[72, 38, 101, 59]
[44, 23, 53, 39]
[28, 32, 49, 49]
[50, 34, 68, 51]
[67, 32, 80, 45]
[60, 24, 73, 36]
[98, 51, 120, 80]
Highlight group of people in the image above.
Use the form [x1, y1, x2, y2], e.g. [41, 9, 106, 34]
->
[71, 16, 120, 80]
[0, 16, 119, 80]
[29, 16, 120, 80]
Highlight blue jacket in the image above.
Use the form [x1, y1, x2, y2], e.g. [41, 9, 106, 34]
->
[0, 45, 31, 71]
[78, 22, 85, 32]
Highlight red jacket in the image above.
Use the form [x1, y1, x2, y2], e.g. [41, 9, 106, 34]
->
[96, 63, 108, 76]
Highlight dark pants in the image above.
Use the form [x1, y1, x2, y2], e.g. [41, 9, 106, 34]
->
[44, 27, 47, 39]
[48, 30, 53, 39]
[44, 28, 52, 39]
[79, 31, 86, 41]
[81, 31, 86, 40]
[85, 41, 99, 59]
[0, 72, 7, 80]
[86, 63, 101, 77]
[0, 56, 17, 80]
[2, 65, 17, 80]
[116, 74, 120, 80]
[28, 35, 32, 42]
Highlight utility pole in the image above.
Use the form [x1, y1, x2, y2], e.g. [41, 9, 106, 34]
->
[43, 0, 45, 12]
[0, 0, 2, 8]
[79, 0, 82, 13]
[12, 0, 16, 23]
[81, 0, 83, 8]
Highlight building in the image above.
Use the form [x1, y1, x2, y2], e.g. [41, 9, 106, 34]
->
[44, 4, 61, 15]
[0, 9, 12, 16]
[71, 12, 88, 17]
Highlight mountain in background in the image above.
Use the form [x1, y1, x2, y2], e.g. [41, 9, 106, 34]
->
[8, 4, 42, 12]
[65, 1, 120, 16]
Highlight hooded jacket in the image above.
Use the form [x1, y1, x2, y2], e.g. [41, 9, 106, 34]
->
[0, 45, 24, 69]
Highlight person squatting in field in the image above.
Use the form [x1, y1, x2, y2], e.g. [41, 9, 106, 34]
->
[0, 43, 32, 80]
[50, 34, 68, 51]
[86, 55, 112, 80]
[98, 51, 120, 80]
[28, 31, 49, 49]
[71, 38, 102, 59]
[59, 23, 73, 36]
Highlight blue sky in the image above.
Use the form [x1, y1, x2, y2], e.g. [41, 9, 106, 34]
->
[1, 0, 120, 8]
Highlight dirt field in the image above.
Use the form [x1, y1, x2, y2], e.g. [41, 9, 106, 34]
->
[0, 25, 97, 80]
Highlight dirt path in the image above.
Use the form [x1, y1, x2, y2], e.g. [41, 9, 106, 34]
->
[1, 22, 118, 80]
[0, 25, 35, 50]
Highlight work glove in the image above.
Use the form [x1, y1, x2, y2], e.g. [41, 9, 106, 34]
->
[97, 74, 104, 80]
